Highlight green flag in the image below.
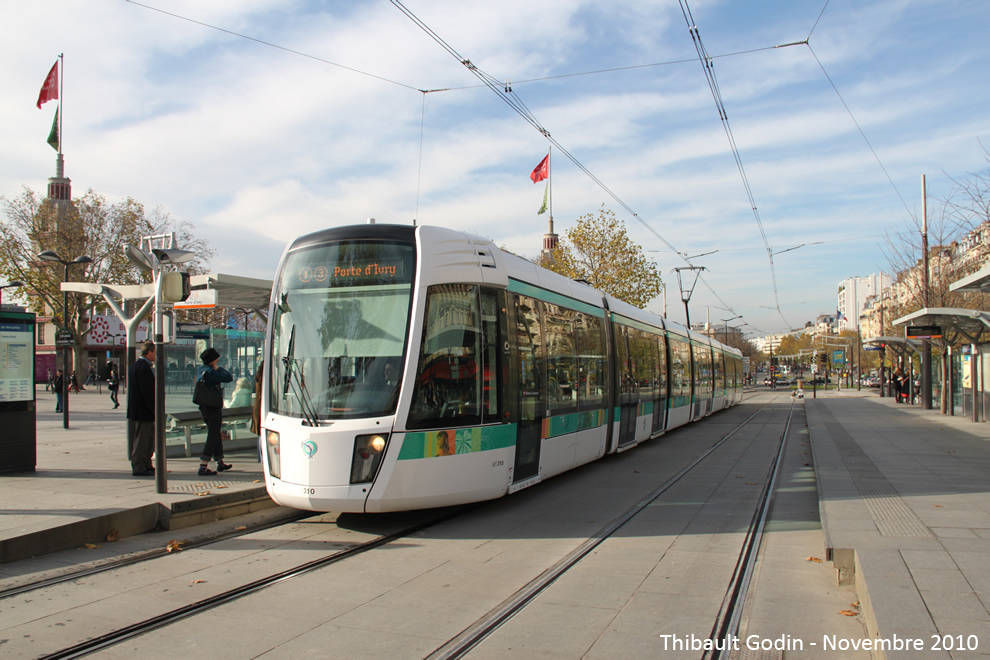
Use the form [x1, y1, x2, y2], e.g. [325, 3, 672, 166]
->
[537, 182, 548, 215]
[47, 108, 59, 151]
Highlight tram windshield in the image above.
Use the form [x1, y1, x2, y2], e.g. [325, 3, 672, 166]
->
[270, 240, 416, 420]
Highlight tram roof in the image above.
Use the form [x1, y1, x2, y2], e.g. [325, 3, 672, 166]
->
[892, 307, 990, 346]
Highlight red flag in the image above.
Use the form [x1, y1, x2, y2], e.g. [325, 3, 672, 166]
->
[530, 154, 549, 183]
[37, 61, 59, 109]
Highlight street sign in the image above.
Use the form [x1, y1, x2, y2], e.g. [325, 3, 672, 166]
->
[832, 350, 845, 365]
[906, 325, 942, 339]
[863, 345, 882, 351]
[55, 330, 75, 347]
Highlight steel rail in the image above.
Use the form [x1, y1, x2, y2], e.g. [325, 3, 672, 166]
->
[427, 398, 781, 660]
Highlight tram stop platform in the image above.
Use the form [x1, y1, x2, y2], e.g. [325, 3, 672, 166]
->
[807, 390, 990, 657]
[0, 385, 283, 566]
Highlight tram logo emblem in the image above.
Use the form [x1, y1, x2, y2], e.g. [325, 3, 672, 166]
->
[301, 440, 318, 459]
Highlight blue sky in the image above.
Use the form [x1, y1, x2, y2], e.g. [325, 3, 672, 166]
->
[3, 0, 989, 337]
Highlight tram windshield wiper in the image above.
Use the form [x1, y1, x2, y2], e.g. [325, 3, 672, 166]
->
[280, 325, 319, 426]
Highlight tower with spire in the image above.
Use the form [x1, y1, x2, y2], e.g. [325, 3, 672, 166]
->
[541, 215, 558, 263]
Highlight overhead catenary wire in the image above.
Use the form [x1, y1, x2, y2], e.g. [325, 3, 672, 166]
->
[678, 0, 790, 331]
[124, 0, 775, 327]
[125, 0, 888, 334]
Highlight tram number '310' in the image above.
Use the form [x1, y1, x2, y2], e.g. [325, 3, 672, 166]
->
[492, 460, 504, 468]
[303, 488, 315, 495]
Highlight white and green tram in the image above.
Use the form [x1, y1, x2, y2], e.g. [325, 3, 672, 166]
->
[262, 223, 743, 512]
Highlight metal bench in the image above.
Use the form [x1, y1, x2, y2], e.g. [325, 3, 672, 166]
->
[166, 406, 254, 457]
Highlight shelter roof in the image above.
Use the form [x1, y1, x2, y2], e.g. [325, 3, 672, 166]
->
[862, 336, 922, 355]
[189, 273, 272, 312]
[892, 307, 990, 345]
[949, 263, 990, 294]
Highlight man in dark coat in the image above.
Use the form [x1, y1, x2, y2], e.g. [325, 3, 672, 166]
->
[127, 341, 156, 476]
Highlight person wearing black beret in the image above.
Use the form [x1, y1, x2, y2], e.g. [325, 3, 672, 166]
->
[194, 347, 233, 476]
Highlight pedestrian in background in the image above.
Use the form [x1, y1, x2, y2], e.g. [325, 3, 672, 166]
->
[126, 342, 156, 476]
[53, 369, 64, 412]
[108, 366, 120, 409]
[195, 347, 233, 476]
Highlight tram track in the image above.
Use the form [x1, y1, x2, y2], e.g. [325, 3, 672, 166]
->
[0, 510, 314, 601]
[25, 392, 785, 659]
[34, 505, 476, 660]
[428, 396, 795, 659]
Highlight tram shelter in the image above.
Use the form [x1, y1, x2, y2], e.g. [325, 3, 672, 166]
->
[62, 273, 273, 463]
[861, 336, 922, 401]
[893, 308, 990, 422]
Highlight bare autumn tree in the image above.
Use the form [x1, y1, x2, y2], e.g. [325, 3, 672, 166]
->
[541, 206, 664, 309]
[0, 187, 214, 371]
[881, 156, 990, 325]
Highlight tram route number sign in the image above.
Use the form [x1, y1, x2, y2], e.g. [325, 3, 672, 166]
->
[906, 325, 942, 339]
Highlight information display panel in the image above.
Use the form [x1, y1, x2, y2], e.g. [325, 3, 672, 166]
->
[0, 317, 35, 403]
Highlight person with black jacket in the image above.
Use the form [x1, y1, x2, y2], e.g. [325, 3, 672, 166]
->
[195, 347, 234, 476]
[127, 342, 156, 476]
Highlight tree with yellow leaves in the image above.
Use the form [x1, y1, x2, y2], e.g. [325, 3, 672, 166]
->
[542, 206, 663, 309]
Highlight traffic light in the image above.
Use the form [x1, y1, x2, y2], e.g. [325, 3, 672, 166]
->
[818, 353, 828, 366]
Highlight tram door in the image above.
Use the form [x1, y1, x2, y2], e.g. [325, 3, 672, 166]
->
[512, 295, 544, 483]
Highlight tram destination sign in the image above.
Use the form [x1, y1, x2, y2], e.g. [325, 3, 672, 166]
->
[906, 325, 942, 339]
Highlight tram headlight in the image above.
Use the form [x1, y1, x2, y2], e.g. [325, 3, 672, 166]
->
[266, 430, 281, 479]
[350, 433, 389, 484]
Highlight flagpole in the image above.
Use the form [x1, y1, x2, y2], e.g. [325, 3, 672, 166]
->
[58, 53, 64, 156]
[548, 147, 552, 221]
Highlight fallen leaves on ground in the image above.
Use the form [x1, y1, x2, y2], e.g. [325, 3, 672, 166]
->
[105, 529, 118, 542]
[839, 610, 859, 617]
[190, 579, 206, 584]
[806, 556, 824, 563]
[83, 543, 101, 549]
[234, 526, 247, 531]
[166, 540, 184, 553]
[195, 491, 210, 496]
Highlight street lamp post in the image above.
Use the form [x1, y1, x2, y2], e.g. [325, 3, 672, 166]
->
[673, 266, 707, 412]
[38, 251, 93, 429]
[0, 280, 24, 307]
[721, 315, 742, 343]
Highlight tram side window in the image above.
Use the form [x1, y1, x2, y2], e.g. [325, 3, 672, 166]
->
[544, 303, 578, 416]
[656, 333, 668, 401]
[479, 289, 502, 424]
[629, 327, 656, 403]
[669, 336, 691, 403]
[575, 313, 606, 411]
[515, 294, 544, 419]
[714, 349, 725, 393]
[408, 284, 485, 429]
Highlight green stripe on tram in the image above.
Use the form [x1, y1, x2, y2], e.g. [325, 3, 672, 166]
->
[544, 409, 606, 438]
[507, 279, 605, 317]
[398, 425, 516, 460]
